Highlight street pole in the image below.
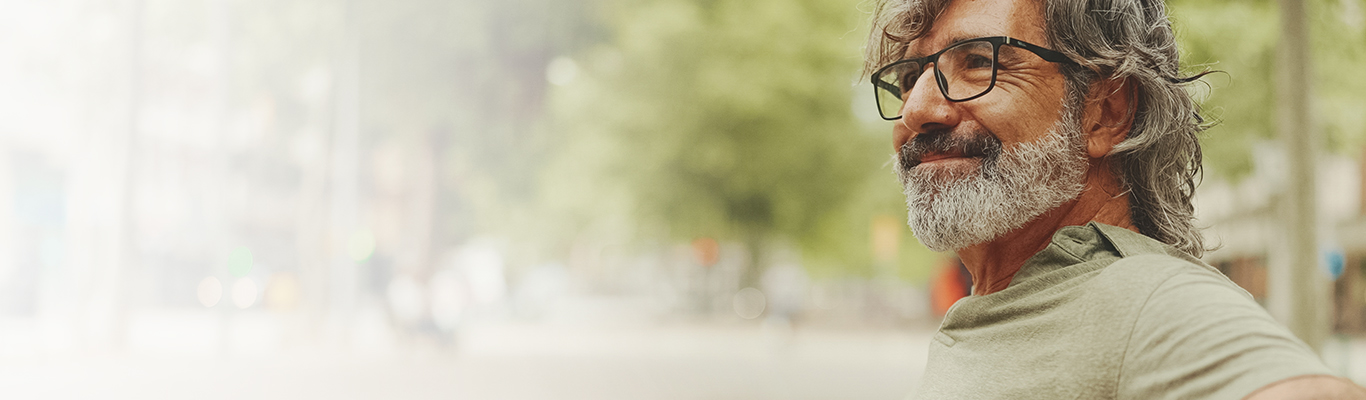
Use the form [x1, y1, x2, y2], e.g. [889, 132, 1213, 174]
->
[108, 0, 145, 352]
[1272, 0, 1331, 352]
[328, 0, 362, 346]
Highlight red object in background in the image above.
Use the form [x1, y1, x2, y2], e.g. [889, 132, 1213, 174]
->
[691, 237, 720, 268]
[930, 258, 971, 317]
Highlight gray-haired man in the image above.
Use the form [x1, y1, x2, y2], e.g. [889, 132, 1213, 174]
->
[865, 0, 1364, 398]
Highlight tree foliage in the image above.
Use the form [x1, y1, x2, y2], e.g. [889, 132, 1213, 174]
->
[1171, 0, 1366, 178]
[543, 0, 930, 278]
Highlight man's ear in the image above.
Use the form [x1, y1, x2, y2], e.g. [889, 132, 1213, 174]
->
[1081, 77, 1137, 159]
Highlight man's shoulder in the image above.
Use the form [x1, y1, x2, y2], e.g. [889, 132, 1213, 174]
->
[1103, 253, 1243, 295]
[1102, 252, 1219, 279]
[1084, 250, 1259, 324]
[1085, 228, 1332, 400]
[1084, 222, 1252, 301]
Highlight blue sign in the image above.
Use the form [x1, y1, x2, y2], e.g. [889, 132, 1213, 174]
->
[1323, 247, 1345, 281]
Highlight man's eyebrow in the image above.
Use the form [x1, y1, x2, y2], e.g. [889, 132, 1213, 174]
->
[906, 34, 989, 59]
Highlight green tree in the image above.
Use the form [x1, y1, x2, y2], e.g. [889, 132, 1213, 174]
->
[544, 0, 917, 284]
[1171, 0, 1366, 178]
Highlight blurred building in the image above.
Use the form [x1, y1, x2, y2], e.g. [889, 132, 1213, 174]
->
[1198, 143, 1366, 334]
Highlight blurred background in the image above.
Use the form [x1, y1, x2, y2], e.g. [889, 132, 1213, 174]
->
[0, 0, 1362, 398]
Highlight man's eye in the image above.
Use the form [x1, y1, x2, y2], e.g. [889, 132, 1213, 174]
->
[900, 69, 918, 90]
[963, 54, 993, 69]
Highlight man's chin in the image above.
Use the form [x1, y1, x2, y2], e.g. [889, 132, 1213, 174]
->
[901, 166, 982, 201]
[911, 236, 974, 253]
[906, 210, 996, 252]
[911, 158, 983, 184]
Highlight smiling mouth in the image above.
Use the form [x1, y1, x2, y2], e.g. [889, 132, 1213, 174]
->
[916, 152, 980, 166]
[898, 130, 1001, 170]
[919, 153, 965, 163]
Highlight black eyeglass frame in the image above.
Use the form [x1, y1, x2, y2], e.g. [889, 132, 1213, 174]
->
[871, 36, 1076, 121]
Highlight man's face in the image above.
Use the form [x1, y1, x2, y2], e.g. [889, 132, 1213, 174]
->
[893, 0, 1069, 155]
[892, 0, 1089, 251]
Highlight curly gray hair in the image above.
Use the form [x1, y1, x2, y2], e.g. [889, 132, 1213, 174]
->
[864, 0, 1211, 257]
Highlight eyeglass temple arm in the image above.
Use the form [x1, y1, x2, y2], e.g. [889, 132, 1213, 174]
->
[1004, 37, 1076, 64]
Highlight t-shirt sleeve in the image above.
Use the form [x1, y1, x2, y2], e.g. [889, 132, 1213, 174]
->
[1116, 257, 1332, 400]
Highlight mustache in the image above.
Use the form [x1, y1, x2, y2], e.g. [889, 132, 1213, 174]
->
[897, 130, 1003, 169]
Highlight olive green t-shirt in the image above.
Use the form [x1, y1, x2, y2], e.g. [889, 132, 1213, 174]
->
[911, 222, 1331, 400]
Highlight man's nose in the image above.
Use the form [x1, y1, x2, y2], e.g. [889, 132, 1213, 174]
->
[897, 66, 962, 142]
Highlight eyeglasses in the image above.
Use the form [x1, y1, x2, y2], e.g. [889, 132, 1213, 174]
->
[871, 36, 1076, 121]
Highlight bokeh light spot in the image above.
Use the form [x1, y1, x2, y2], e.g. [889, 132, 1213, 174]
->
[546, 57, 578, 86]
[386, 275, 426, 324]
[265, 273, 301, 311]
[350, 230, 376, 262]
[732, 287, 766, 319]
[232, 278, 258, 309]
[226, 247, 253, 278]
[197, 277, 222, 308]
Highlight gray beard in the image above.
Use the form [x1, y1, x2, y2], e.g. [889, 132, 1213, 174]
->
[894, 113, 1088, 252]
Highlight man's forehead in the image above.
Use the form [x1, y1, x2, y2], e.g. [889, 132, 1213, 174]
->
[904, 0, 1047, 59]
[905, 33, 1006, 59]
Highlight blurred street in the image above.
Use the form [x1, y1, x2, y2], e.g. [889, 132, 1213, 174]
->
[12, 296, 1366, 400]
[0, 294, 932, 400]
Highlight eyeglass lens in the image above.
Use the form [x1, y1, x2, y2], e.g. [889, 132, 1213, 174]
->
[875, 40, 997, 120]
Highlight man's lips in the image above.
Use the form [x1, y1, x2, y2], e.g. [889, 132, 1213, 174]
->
[917, 153, 971, 164]
[898, 130, 998, 169]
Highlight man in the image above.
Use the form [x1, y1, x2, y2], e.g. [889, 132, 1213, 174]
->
[863, 0, 1366, 398]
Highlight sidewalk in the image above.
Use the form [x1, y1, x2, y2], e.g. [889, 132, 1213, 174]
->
[0, 316, 935, 400]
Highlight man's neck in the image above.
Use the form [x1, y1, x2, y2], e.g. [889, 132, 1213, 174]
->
[956, 159, 1138, 296]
